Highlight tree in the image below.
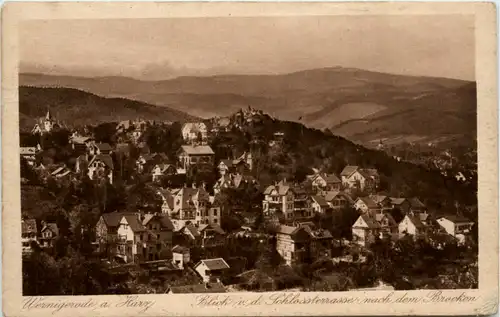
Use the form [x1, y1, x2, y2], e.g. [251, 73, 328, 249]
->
[126, 181, 162, 213]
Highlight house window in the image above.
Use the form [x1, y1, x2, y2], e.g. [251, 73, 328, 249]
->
[213, 209, 218, 216]
[157, 234, 160, 240]
[176, 199, 180, 206]
[214, 219, 218, 223]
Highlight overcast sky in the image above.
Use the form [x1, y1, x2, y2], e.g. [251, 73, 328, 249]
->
[20, 15, 475, 81]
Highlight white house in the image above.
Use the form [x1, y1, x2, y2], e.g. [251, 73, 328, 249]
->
[88, 154, 114, 184]
[398, 213, 431, 237]
[324, 191, 352, 210]
[310, 172, 341, 192]
[20, 147, 37, 166]
[22, 219, 38, 253]
[340, 166, 379, 192]
[39, 222, 59, 248]
[116, 213, 174, 263]
[152, 164, 177, 182]
[309, 195, 330, 214]
[178, 145, 215, 170]
[354, 197, 381, 214]
[172, 245, 190, 269]
[436, 215, 474, 243]
[352, 212, 398, 246]
[262, 182, 295, 220]
[194, 258, 230, 283]
[182, 122, 208, 143]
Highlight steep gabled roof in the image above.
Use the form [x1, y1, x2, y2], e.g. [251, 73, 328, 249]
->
[41, 223, 59, 236]
[356, 197, 379, 209]
[122, 215, 145, 232]
[89, 154, 114, 169]
[172, 245, 190, 253]
[406, 214, 428, 228]
[310, 195, 329, 207]
[183, 222, 201, 238]
[233, 174, 256, 188]
[323, 190, 341, 202]
[370, 195, 389, 204]
[198, 223, 225, 235]
[340, 165, 359, 177]
[158, 189, 175, 210]
[318, 172, 341, 184]
[219, 159, 233, 168]
[101, 212, 136, 228]
[409, 197, 426, 209]
[263, 183, 290, 196]
[361, 168, 379, 179]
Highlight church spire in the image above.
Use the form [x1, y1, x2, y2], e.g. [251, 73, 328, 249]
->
[45, 108, 52, 121]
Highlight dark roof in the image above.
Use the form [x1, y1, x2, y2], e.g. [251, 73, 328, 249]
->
[370, 195, 389, 204]
[168, 283, 226, 294]
[311, 195, 329, 207]
[22, 219, 37, 234]
[409, 197, 426, 209]
[172, 245, 190, 253]
[42, 223, 59, 236]
[219, 159, 233, 168]
[390, 198, 408, 205]
[96, 143, 112, 152]
[340, 165, 359, 177]
[357, 197, 379, 209]
[356, 212, 397, 229]
[360, 168, 379, 179]
[440, 215, 473, 224]
[101, 212, 137, 228]
[89, 154, 114, 169]
[324, 191, 341, 202]
[198, 223, 226, 235]
[115, 143, 131, 156]
[318, 172, 341, 183]
[142, 214, 175, 231]
[198, 258, 230, 271]
[158, 189, 174, 210]
[122, 215, 145, 232]
[264, 183, 290, 196]
[407, 214, 427, 228]
[184, 222, 201, 238]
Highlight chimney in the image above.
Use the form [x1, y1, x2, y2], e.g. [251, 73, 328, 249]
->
[192, 183, 197, 189]
[184, 183, 187, 188]
[201, 182, 206, 190]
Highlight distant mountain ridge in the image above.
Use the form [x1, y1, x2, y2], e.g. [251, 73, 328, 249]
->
[20, 67, 476, 147]
[18, 86, 198, 131]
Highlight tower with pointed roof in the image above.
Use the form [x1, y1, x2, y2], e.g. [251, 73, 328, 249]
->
[43, 108, 55, 133]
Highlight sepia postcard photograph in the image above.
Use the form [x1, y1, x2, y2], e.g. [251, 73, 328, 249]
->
[1, 2, 498, 317]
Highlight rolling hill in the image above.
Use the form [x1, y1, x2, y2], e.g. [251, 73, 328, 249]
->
[20, 67, 476, 147]
[18, 86, 197, 131]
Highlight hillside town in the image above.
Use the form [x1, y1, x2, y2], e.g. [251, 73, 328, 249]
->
[20, 108, 478, 295]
